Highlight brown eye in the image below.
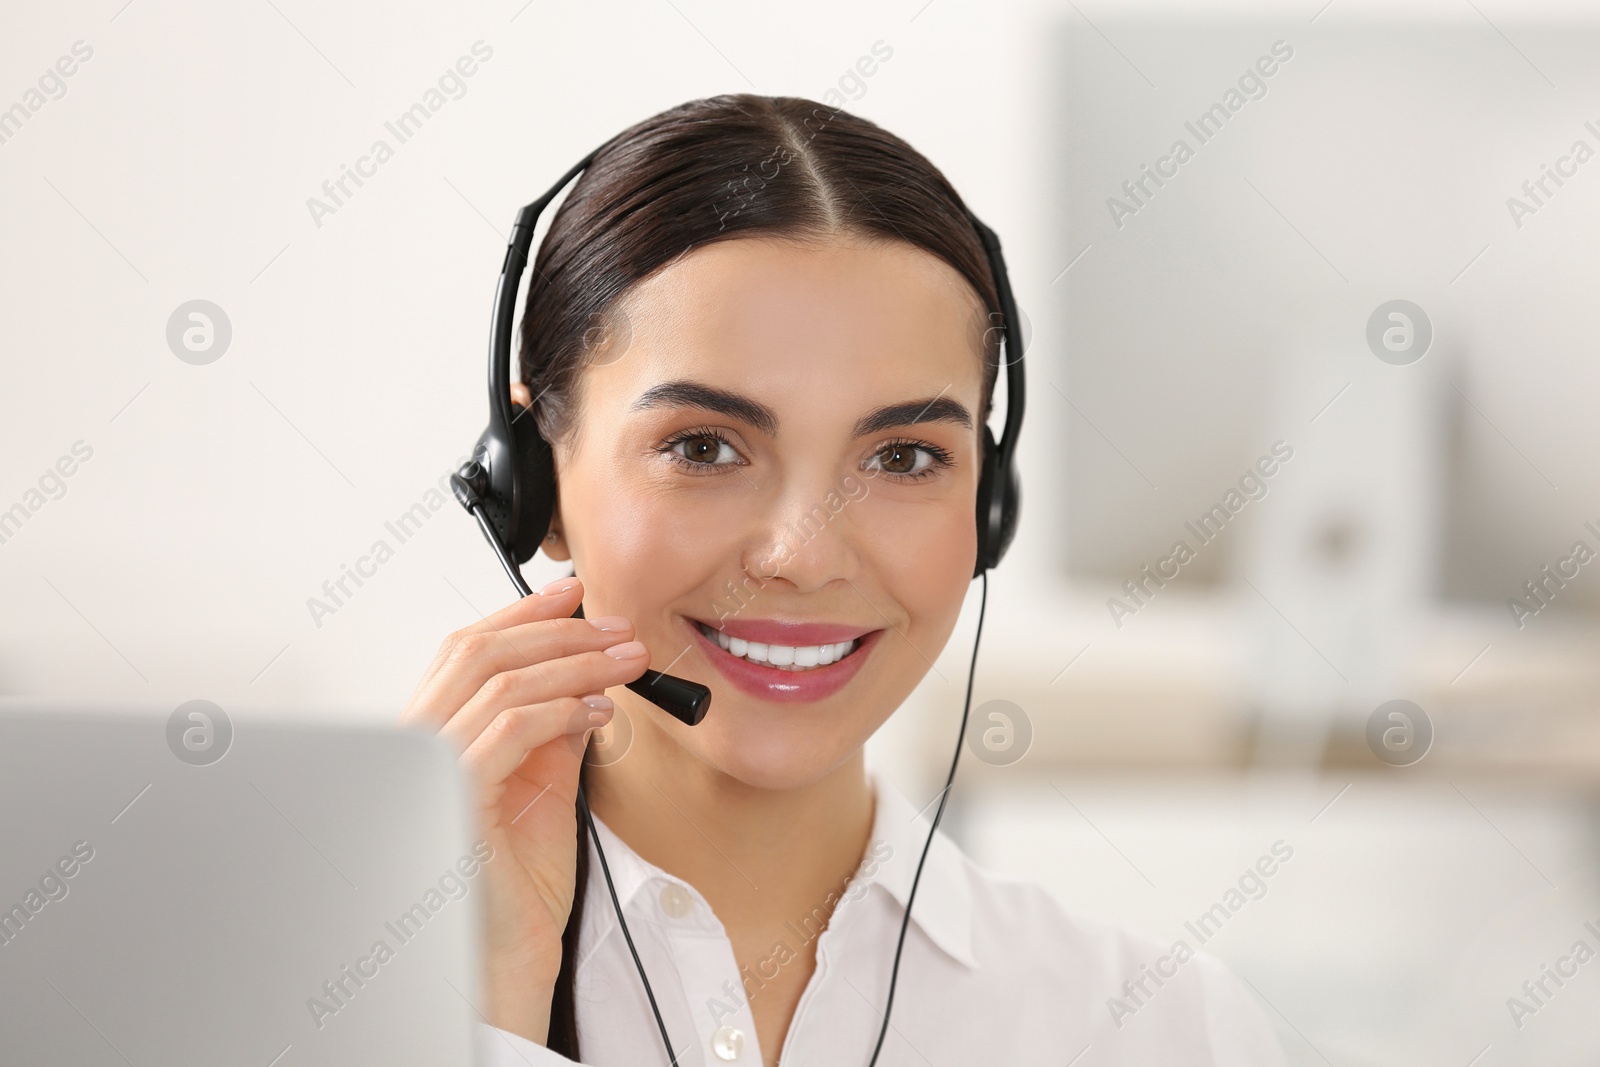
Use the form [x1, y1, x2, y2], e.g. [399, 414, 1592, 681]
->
[659, 428, 742, 473]
[878, 444, 920, 475]
[681, 435, 721, 464]
[865, 439, 954, 481]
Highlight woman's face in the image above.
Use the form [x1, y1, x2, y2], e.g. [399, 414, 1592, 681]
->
[541, 234, 989, 791]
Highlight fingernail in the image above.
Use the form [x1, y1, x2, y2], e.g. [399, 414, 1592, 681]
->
[603, 640, 647, 660]
[588, 615, 630, 632]
[540, 578, 577, 596]
[583, 695, 614, 725]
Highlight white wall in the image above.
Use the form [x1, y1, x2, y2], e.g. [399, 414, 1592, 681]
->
[0, 0, 1041, 717]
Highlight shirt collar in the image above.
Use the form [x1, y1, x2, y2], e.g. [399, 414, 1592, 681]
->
[859, 761, 978, 970]
[579, 763, 977, 971]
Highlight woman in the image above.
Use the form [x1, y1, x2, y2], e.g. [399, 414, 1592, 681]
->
[399, 94, 1285, 1066]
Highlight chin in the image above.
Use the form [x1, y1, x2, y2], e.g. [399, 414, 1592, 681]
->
[682, 714, 860, 794]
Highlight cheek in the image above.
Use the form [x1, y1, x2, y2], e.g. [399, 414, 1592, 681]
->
[868, 493, 977, 622]
[570, 459, 752, 624]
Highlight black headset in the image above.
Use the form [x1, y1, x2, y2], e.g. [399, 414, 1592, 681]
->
[450, 132, 1026, 1066]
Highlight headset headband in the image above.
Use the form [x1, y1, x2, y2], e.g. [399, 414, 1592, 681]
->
[480, 148, 603, 525]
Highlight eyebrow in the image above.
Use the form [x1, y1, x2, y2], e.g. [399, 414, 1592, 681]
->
[630, 379, 973, 438]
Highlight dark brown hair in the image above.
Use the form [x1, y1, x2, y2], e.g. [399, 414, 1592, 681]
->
[519, 93, 1002, 1060]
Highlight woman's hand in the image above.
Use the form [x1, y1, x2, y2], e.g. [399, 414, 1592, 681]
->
[396, 576, 649, 1044]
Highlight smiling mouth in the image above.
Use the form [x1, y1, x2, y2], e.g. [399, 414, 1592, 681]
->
[692, 620, 865, 672]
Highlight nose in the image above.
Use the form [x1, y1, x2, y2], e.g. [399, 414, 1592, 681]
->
[741, 473, 867, 594]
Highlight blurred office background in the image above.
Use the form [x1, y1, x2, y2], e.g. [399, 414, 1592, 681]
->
[3, 1, 1598, 1063]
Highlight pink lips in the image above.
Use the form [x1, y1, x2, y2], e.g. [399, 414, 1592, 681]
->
[681, 615, 884, 704]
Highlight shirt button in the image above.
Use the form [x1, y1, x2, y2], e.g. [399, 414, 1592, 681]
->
[711, 1025, 745, 1060]
[659, 882, 693, 918]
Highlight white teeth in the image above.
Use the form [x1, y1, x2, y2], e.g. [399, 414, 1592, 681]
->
[698, 622, 858, 671]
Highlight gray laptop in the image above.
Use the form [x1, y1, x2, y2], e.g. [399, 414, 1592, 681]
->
[0, 706, 482, 1066]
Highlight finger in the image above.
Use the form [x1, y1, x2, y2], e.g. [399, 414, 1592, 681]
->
[400, 579, 587, 720]
[440, 643, 648, 751]
[406, 615, 635, 733]
[459, 696, 612, 794]
[403, 613, 636, 733]
[459, 576, 583, 638]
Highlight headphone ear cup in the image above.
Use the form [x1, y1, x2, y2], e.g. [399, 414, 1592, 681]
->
[973, 424, 1022, 578]
[973, 426, 1000, 578]
[509, 402, 557, 564]
[993, 448, 1020, 567]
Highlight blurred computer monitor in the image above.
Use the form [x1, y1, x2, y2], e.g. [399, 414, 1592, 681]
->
[0, 708, 482, 1067]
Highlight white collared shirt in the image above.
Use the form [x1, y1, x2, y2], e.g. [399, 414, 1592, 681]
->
[475, 765, 1286, 1066]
